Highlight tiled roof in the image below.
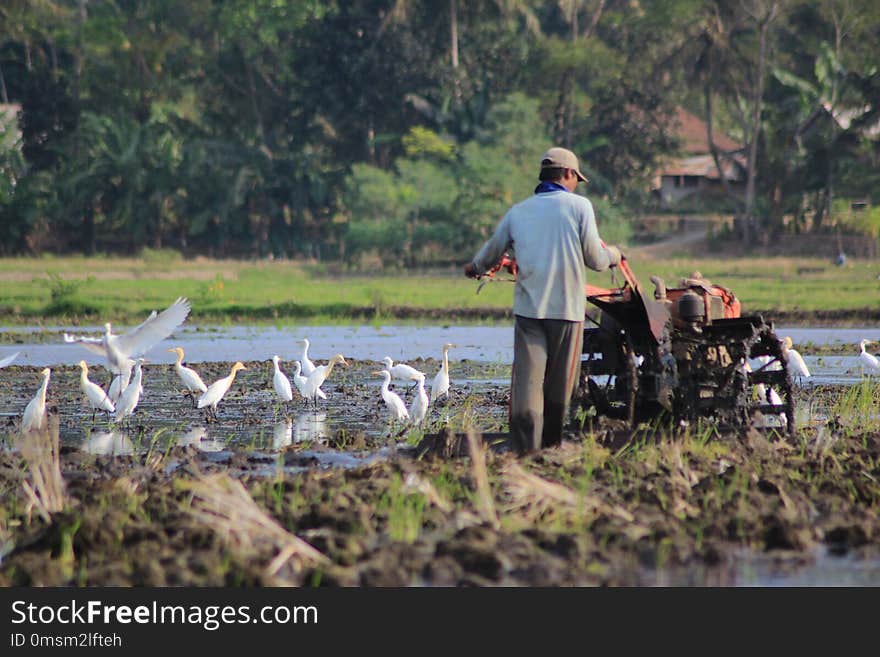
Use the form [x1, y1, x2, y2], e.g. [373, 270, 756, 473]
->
[669, 107, 742, 153]
[660, 153, 746, 180]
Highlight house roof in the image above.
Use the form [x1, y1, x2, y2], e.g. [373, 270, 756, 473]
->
[669, 107, 742, 154]
[660, 153, 746, 180]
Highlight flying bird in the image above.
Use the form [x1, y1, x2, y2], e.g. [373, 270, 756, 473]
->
[198, 361, 247, 419]
[22, 368, 51, 432]
[0, 351, 20, 368]
[430, 343, 457, 404]
[168, 346, 208, 406]
[77, 360, 115, 420]
[63, 297, 191, 376]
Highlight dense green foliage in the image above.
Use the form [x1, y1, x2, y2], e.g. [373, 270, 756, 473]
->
[0, 1, 878, 262]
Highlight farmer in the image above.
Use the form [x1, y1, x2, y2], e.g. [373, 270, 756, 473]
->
[464, 146, 621, 453]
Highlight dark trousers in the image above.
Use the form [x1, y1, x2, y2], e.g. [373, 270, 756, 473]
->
[509, 315, 583, 453]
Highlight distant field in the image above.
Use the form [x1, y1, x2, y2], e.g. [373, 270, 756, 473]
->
[0, 253, 878, 325]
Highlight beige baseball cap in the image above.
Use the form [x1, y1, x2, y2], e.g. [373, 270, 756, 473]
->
[540, 147, 588, 183]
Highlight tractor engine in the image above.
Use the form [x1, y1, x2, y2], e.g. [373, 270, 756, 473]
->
[577, 263, 794, 435]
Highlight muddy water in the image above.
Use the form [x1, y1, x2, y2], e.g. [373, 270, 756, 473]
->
[2, 323, 876, 446]
[3, 324, 880, 586]
[0, 323, 874, 453]
[6, 324, 880, 367]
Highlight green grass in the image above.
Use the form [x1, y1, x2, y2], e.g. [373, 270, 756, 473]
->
[0, 253, 878, 324]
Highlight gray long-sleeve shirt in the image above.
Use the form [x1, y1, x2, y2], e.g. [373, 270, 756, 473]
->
[471, 190, 613, 321]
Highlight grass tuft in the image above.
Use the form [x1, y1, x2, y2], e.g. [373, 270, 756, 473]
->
[18, 417, 66, 523]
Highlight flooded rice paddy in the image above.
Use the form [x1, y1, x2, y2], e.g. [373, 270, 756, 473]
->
[1, 324, 879, 586]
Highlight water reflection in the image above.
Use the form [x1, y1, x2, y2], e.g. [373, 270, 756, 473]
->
[81, 431, 134, 456]
[293, 412, 328, 443]
[177, 426, 226, 452]
[273, 420, 292, 450]
[177, 426, 207, 448]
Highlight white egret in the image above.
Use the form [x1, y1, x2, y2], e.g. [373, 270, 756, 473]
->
[198, 361, 247, 419]
[271, 355, 294, 405]
[115, 359, 145, 424]
[0, 351, 20, 368]
[302, 354, 348, 409]
[22, 368, 51, 432]
[295, 338, 317, 377]
[381, 356, 424, 381]
[108, 362, 132, 404]
[291, 360, 326, 402]
[78, 360, 115, 420]
[858, 340, 880, 375]
[373, 370, 409, 423]
[409, 371, 429, 426]
[430, 343, 457, 404]
[782, 336, 811, 381]
[168, 347, 207, 406]
[63, 296, 191, 375]
[742, 359, 786, 427]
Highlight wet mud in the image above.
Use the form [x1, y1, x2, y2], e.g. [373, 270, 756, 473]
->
[1, 360, 879, 586]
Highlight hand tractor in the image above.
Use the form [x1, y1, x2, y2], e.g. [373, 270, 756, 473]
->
[479, 252, 795, 436]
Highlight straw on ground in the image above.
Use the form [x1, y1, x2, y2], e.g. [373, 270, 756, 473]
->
[466, 429, 499, 529]
[18, 417, 67, 523]
[181, 471, 328, 577]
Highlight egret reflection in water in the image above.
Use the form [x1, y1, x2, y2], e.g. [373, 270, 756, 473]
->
[81, 431, 134, 456]
[176, 426, 226, 451]
[273, 419, 292, 449]
[177, 426, 207, 448]
[294, 412, 327, 443]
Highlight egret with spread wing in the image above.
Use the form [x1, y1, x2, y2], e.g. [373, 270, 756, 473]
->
[64, 297, 191, 375]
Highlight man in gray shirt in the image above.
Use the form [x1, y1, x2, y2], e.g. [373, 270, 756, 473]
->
[465, 147, 621, 452]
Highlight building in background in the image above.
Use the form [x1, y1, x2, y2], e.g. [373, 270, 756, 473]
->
[652, 107, 746, 207]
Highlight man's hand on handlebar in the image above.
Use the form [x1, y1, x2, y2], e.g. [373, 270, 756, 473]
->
[464, 262, 480, 279]
[605, 245, 623, 268]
